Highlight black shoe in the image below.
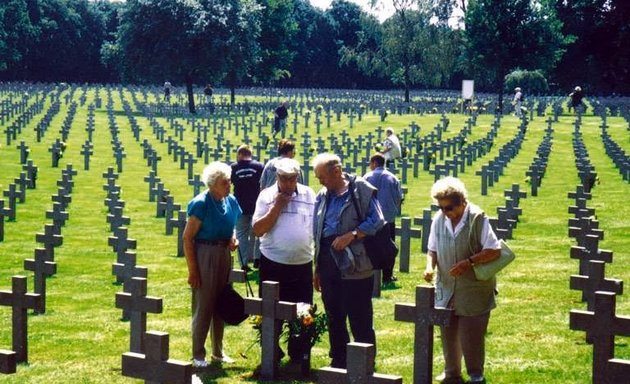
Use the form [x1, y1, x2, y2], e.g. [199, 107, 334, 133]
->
[253, 259, 260, 269]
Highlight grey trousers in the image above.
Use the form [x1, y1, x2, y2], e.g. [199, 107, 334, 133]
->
[191, 243, 232, 360]
[440, 311, 491, 379]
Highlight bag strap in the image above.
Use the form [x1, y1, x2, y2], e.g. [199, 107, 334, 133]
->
[237, 247, 255, 297]
[466, 208, 484, 256]
[348, 178, 365, 221]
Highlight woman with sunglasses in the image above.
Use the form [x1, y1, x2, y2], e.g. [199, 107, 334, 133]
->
[423, 177, 501, 384]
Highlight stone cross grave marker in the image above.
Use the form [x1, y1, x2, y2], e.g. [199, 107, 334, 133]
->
[2, 184, 18, 221]
[116, 277, 163, 353]
[107, 206, 130, 233]
[0, 200, 10, 241]
[318, 342, 402, 384]
[17, 141, 29, 164]
[153, 184, 170, 217]
[51, 192, 71, 211]
[476, 166, 493, 196]
[0, 276, 42, 363]
[23, 248, 57, 314]
[568, 217, 603, 248]
[81, 141, 93, 170]
[144, 171, 161, 202]
[168, 211, 187, 257]
[395, 217, 421, 273]
[13, 173, 29, 203]
[413, 209, 433, 253]
[104, 191, 126, 214]
[113, 251, 148, 288]
[395, 285, 452, 384]
[35, 224, 63, 263]
[570, 260, 623, 311]
[122, 331, 192, 384]
[160, 196, 181, 234]
[570, 234, 613, 276]
[570, 291, 630, 384]
[0, 349, 16, 374]
[46, 202, 68, 234]
[22, 160, 37, 189]
[244, 281, 297, 380]
[109, 227, 138, 265]
[568, 185, 592, 204]
[568, 198, 595, 219]
[489, 217, 512, 241]
[188, 174, 205, 198]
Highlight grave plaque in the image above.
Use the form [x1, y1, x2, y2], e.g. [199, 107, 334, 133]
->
[318, 343, 402, 384]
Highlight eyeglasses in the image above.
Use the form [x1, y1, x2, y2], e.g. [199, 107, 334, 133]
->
[439, 204, 457, 212]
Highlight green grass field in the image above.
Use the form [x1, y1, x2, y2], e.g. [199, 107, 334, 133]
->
[0, 87, 628, 383]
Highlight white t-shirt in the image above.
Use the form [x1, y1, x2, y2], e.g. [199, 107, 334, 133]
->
[253, 183, 315, 265]
[383, 134, 401, 160]
[427, 205, 500, 252]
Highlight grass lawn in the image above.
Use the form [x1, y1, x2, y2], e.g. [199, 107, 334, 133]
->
[0, 87, 628, 383]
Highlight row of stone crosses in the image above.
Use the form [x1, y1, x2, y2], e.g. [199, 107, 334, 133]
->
[0, 83, 628, 381]
[566, 116, 629, 384]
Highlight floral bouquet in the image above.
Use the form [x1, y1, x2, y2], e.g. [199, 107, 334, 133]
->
[285, 302, 328, 348]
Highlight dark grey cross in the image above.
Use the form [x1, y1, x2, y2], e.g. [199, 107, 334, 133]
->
[0, 200, 9, 241]
[0, 349, 16, 374]
[489, 217, 512, 241]
[525, 164, 544, 196]
[568, 198, 596, 219]
[81, 142, 93, 170]
[23, 248, 57, 314]
[103, 167, 119, 181]
[113, 251, 148, 287]
[22, 161, 37, 189]
[107, 206, 131, 233]
[188, 175, 204, 198]
[56, 175, 74, 196]
[570, 291, 630, 384]
[244, 281, 297, 380]
[504, 184, 526, 207]
[570, 235, 613, 276]
[35, 224, 63, 263]
[159, 195, 180, 231]
[0, 276, 42, 363]
[121, 331, 192, 384]
[51, 193, 72, 211]
[114, 149, 126, 173]
[570, 260, 623, 311]
[395, 217, 421, 273]
[152, 184, 170, 217]
[319, 342, 402, 384]
[2, 184, 18, 221]
[103, 178, 121, 198]
[46, 202, 69, 234]
[413, 209, 433, 253]
[115, 277, 163, 353]
[568, 217, 603, 248]
[394, 285, 452, 384]
[568, 185, 592, 203]
[104, 191, 126, 213]
[168, 211, 187, 257]
[13, 173, 29, 203]
[16, 141, 30, 164]
[109, 227, 138, 264]
[476, 166, 493, 196]
[144, 171, 161, 202]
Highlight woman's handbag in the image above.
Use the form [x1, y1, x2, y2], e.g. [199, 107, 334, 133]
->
[216, 249, 255, 325]
[472, 239, 516, 281]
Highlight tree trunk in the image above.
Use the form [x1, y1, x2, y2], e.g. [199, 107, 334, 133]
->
[229, 70, 236, 105]
[186, 75, 196, 114]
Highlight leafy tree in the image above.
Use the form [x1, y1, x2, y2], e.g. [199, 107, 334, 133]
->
[118, 0, 261, 112]
[465, 0, 566, 108]
[254, 0, 297, 84]
[505, 69, 549, 95]
[0, 0, 37, 76]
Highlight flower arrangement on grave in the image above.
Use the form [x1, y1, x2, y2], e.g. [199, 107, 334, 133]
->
[284, 302, 328, 348]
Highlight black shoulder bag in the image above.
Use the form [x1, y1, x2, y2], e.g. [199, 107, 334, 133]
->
[216, 249, 255, 325]
[348, 179, 398, 270]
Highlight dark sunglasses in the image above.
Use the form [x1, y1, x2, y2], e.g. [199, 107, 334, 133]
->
[439, 204, 457, 212]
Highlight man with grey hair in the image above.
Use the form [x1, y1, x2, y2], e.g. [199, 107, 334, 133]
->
[512, 87, 523, 118]
[312, 153, 385, 369]
[253, 157, 316, 362]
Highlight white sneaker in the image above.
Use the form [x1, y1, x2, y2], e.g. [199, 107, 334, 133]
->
[192, 358, 208, 368]
[211, 354, 235, 364]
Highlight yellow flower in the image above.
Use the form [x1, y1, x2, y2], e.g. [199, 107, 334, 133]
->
[302, 315, 314, 327]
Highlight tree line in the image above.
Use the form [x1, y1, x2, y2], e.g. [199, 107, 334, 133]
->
[1, 0, 628, 99]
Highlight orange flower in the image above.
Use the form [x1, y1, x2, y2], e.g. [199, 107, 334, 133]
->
[302, 315, 314, 327]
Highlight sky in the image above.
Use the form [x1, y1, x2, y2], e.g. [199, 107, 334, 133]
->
[308, 0, 396, 22]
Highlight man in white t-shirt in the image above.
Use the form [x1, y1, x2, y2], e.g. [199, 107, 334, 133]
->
[252, 157, 316, 363]
[380, 127, 402, 168]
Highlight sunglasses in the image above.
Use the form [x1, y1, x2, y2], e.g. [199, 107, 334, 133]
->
[439, 204, 457, 212]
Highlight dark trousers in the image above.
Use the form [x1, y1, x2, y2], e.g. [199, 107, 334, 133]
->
[382, 222, 396, 282]
[259, 254, 313, 359]
[318, 238, 376, 367]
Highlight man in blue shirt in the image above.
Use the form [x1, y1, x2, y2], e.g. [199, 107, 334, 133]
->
[364, 153, 403, 286]
[312, 153, 385, 369]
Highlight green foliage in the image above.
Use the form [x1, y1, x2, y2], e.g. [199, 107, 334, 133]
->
[464, 0, 567, 102]
[504, 69, 549, 95]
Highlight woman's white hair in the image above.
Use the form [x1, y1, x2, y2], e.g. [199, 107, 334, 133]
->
[431, 176, 468, 204]
[312, 152, 341, 171]
[201, 161, 231, 188]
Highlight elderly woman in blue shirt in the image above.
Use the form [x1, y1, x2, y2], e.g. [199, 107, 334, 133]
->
[183, 162, 241, 368]
[312, 153, 385, 369]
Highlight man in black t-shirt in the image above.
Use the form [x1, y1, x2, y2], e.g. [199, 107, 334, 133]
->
[231, 145, 264, 271]
[273, 101, 289, 137]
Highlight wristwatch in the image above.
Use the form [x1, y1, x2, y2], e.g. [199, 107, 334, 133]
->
[351, 230, 358, 239]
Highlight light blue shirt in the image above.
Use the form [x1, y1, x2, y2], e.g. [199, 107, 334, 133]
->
[364, 167, 402, 222]
[187, 191, 242, 240]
